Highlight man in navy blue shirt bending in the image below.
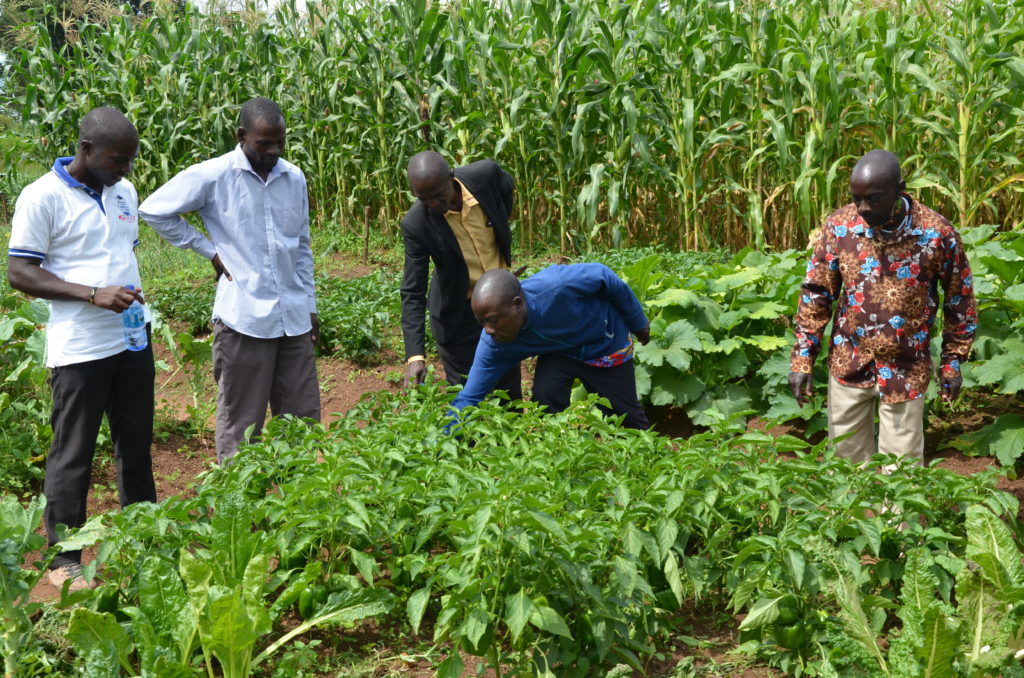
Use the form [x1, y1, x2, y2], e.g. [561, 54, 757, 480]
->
[451, 264, 651, 429]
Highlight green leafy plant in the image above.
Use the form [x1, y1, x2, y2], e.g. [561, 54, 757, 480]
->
[0, 495, 54, 678]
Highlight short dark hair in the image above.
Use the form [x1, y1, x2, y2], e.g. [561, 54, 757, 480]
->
[239, 97, 284, 130]
[79, 106, 138, 149]
[473, 269, 522, 306]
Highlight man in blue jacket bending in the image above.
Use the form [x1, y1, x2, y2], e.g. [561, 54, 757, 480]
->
[451, 264, 651, 429]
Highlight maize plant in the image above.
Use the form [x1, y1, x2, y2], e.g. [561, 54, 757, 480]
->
[3, 0, 1024, 252]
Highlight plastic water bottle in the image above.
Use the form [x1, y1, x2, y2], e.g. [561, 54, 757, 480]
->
[122, 285, 147, 352]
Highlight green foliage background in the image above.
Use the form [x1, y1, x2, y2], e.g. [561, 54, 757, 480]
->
[3, 0, 1024, 252]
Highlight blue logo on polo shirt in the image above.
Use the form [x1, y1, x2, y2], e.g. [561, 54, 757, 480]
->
[115, 194, 137, 223]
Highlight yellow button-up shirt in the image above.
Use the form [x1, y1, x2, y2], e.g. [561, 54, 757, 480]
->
[445, 179, 505, 297]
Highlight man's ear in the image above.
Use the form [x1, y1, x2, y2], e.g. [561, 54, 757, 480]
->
[79, 139, 92, 156]
[236, 127, 246, 144]
[897, 179, 907, 192]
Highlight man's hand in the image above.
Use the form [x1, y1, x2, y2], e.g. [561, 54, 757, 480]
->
[941, 370, 963, 402]
[635, 324, 651, 346]
[211, 253, 232, 281]
[788, 371, 814, 405]
[310, 313, 319, 345]
[93, 285, 144, 313]
[405, 359, 426, 388]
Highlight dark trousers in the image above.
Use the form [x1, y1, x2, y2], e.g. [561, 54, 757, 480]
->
[212, 321, 321, 463]
[436, 328, 522, 401]
[532, 353, 649, 430]
[45, 338, 156, 568]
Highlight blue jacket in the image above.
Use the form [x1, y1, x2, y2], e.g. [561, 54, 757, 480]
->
[450, 263, 648, 414]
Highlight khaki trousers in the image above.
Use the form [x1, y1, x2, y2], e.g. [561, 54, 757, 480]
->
[826, 376, 925, 466]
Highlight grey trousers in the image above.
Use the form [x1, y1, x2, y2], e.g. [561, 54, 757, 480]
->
[212, 321, 320, 463]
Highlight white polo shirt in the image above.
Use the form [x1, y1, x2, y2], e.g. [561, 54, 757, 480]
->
[8, 157, 150, 368]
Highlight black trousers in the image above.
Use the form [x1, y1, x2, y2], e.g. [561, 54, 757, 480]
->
[434, 300, 521, 401]
[45, 336, 156, 568]
[532, 353, 649, 430]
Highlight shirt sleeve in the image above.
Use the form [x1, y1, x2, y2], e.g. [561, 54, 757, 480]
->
[938, 230, 977, 376]
[790, 224, 841, 373]
[564, 263, 648, 333]
[294, 178, 316, 314]
[8, 193, 52, 261]
[447, 336, 518, 418]
[138, 166, 217, 260]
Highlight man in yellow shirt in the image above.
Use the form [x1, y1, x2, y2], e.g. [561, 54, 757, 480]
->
[399, 151, 521, 400]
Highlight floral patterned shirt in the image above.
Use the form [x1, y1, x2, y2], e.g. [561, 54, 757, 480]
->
[790, 195, 977, 403]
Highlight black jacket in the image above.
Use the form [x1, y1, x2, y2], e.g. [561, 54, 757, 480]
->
[400, 159, 514, 358]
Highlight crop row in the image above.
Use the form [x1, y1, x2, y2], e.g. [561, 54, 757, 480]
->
[4, 0, 1024, 250]
[4, 385, 1022, 676]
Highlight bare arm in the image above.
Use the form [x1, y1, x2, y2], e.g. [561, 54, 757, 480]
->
[7, 256, 142, 312]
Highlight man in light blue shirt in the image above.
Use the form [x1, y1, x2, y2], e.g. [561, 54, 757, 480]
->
[139, 97, 319, 462]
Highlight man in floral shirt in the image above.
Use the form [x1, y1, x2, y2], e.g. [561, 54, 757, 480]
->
[789, 150, 977, 464]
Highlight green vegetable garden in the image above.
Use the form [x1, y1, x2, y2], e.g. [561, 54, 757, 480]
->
[3, 0, 1024, 676]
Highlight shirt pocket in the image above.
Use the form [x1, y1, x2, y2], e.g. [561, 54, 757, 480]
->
[271, 199, 306, 238]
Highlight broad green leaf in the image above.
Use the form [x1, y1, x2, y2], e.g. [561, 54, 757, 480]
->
[67, 608, 134, 675]
[78, 644, 120, 678]
[649, 372, 704, 407]
[956, 568, 1008, 664]
[437, 653, 464, 678]
[504, 589, 533, 642]
[648, 288, 701, 309]
[407, 585, 431, 635]
[738, 595, 785, 630]
[210, 490, 255, 586]
[529, 604, 573, 639]
[138, 555, 193, 662]
[241, 553, 272, 636]
[528, 510, 567, 542]
[951, 414, 1024, 466]
[737, 335, 791, 351]
[460, 607, 490, 648]
[919, 605, 957, 678]
[201, 590, 261, 678]
[663, 555, 684, 608]
[965, 505, 1023, 593]
[351, 549, 378, 585]
[711, 268, 762, 292]
[635, 319, 700, 370]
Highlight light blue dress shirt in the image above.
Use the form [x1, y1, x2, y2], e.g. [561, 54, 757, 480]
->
[139, 145, 316, 339]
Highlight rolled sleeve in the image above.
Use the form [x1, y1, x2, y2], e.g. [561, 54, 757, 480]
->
[791, 226, 840, 373]
[139, 168, 216, 259]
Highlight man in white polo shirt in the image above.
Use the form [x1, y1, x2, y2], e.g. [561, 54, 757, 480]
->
[139, 97, 319, 463]
[7, 107, 156, 592]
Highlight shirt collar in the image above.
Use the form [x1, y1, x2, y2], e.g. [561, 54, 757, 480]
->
[853, 195, 914, 240]
[232, 144, 290, 181]
[519, 292, 536, 333]
[445, 179, 478, 216]
[52, 157, 88, 189]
